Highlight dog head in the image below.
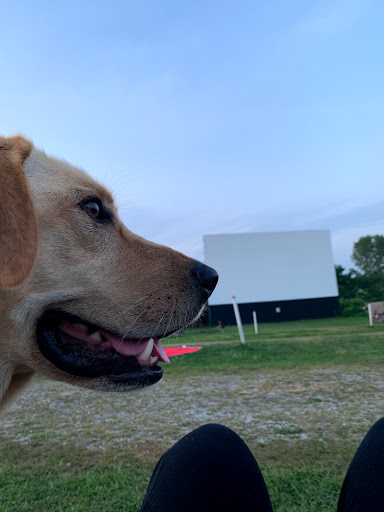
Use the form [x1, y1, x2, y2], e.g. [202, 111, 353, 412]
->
[0, 135, 217, 405]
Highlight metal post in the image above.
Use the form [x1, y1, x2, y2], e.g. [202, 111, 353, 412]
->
[252, 310, 258, 335]
[232, 296, 246, 344]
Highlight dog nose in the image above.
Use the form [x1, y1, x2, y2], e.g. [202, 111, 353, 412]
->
[191, 262, 218, 297]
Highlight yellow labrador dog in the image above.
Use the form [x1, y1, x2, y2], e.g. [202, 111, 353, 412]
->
[0, 135, 218, 409]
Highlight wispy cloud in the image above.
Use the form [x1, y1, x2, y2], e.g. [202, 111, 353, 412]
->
[119, 197, 384, 270]
[297, 0, 366, 36]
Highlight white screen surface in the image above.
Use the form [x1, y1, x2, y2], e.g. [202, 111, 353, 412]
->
[204, 230, 338, 306]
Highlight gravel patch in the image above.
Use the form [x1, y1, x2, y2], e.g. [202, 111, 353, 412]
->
[2, 366, 384, 452]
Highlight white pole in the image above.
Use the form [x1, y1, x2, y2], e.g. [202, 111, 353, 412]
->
[368, 303, 373, 327]
[232, 296, 246, 344]
[252, 310, 258, 335]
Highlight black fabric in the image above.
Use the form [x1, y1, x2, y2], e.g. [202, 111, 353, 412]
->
[140, 423, 273, 512]
[338, 417, 384, 512]
[140, 420, 384, 512]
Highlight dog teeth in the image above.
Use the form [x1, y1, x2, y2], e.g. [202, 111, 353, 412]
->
[90, 330, 102, 342]
[137, 338, 154, 361]
[150, 356, 159, 365]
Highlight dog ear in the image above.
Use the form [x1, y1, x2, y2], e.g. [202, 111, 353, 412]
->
[0, 135, 38, 288]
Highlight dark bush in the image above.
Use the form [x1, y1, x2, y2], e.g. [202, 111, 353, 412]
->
[338, 297, 366, 317]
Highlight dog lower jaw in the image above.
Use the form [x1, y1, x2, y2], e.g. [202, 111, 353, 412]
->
[36, 310, 164, 389]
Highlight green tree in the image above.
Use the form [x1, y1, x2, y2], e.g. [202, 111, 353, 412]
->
[335, 236, 384, 316]
[352, 235, 384, 276]
[335, 265, 367, 315]
[349, 235, 384, 303]
[335, 265, 359, 299]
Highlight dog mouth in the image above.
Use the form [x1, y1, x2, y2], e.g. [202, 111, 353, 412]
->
[36, 310, 170, 388]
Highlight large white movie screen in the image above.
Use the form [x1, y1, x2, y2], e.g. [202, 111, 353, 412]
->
[203, 231, 338, 306]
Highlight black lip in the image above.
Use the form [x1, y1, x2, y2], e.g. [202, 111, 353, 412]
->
[36, 310, 163, 386]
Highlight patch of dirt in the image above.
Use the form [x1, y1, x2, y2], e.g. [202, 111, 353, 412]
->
[1, 365, 384, 456]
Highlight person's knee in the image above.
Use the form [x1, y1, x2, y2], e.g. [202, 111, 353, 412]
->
[188, 423, 244, 449]
[367, 417, 384, 437]
[192, 423, 238, 438]
[361, 417, 384, 450]
[183, 423, 252, 465]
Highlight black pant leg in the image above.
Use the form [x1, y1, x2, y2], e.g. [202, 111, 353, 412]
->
[140, 423, 273, 512]
[338, 418, 384, 512]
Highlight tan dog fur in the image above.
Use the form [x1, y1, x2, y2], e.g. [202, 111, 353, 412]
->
[0, 136, 209, 409]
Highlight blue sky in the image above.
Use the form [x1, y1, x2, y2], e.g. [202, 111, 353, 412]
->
[1, 0, 383, 270]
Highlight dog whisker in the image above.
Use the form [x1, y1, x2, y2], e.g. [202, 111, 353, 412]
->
[118, 293, 154, 318]
[150, 313, 166, 341]
[164, 299, 178, 339]
[124, 310, 164, 340]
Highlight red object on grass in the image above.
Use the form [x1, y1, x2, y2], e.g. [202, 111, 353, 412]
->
[164, 346, 202, 357]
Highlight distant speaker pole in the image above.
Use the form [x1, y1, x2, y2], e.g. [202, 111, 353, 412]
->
[368, 303, 373, 326]
[252, 310, 258, 335]
[232, 296, 246, 344]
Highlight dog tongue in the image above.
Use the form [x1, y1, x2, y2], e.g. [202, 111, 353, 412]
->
[153, 339, 170, 364]
[100, 330, 148, 356]
[100, 330, 170, 363]
[58, 321, 169, 363]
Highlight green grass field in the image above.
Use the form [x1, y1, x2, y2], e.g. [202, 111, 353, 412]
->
[164, 316, 384, 373]
[1, 316, 384, 511]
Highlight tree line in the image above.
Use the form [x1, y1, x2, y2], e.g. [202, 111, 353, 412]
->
[336, 235, 384, 316]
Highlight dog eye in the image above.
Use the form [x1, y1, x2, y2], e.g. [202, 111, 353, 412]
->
[80, 197, 112, 223]
[83, 201, 100, 219]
